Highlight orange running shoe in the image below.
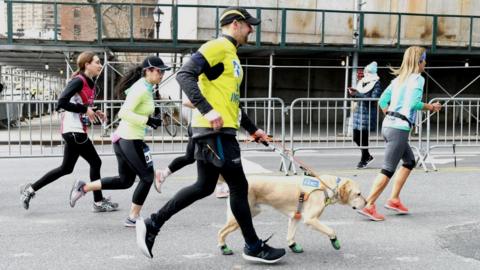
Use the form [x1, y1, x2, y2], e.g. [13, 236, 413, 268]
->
[357, 204, 385, 221]
[384, 198, 409, 214]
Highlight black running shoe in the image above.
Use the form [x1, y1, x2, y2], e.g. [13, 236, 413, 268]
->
[356, 160, 368, 169]
[242, 236, 286, 264]
[92, 197, 119, 213]
[136, 217, 158, 258]
[357, 155, 374, 169]
[20, 183, 35, 210]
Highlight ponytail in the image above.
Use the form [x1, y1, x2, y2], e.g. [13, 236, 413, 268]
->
[115, 66, 144, 99]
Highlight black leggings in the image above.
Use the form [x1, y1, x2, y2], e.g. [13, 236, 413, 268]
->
[100, 139, 154, 205]
[31, 132, 103, 202]
[150, 137, 259, 246]
[353, 129, 370, 161]
[168, 136, 195, 173]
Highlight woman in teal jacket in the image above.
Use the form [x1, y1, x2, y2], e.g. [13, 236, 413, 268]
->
[69, 56, 170, 226]
[358, 47, 442, 221]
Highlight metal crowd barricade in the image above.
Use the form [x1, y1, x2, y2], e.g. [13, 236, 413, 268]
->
[239, 98, 286, 149]
[239, 97, 288, 174]
[0, 99, 192, 158]
[0, 98, 288, 162]
[288, 97, 428, 173]
[425, 97, 480, 170]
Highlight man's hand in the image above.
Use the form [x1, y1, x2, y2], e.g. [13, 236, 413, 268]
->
[204, 109, 223, 130]
[252, 129, 271, 144]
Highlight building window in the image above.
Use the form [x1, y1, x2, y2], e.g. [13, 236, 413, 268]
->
[140, 28, 154, 38]
[73, 8, 81, 18]
[74, 24, 81, 36]
[140, 7, 154, 17]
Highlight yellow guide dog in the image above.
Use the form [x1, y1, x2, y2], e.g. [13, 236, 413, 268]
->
[217, 174, 367, 254]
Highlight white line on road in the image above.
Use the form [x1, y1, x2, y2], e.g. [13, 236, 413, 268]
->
[431, 158, 463, 165]
[396, 256, 420, 262]
[182, 253, 215, 259]
[12, 253, 34, 257]
[241, 157, 272, 174]
[111, 255, 135, 260]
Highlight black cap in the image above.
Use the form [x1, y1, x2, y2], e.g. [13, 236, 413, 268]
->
[220, 7, 261, 26]
[142, 56, 171, 71]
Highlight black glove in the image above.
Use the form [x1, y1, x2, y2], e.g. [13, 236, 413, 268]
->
[146, 116, 162, 129]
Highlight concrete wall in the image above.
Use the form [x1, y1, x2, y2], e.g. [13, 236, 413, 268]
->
[240, 56, 480, 104]
[193, 0, 480, 46]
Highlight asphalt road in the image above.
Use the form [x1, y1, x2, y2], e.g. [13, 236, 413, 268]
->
[1, 149, 479, 270]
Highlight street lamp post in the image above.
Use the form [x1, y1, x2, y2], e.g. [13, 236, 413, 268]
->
[152, 6, 164, 99]
[153, 6, 164, 57]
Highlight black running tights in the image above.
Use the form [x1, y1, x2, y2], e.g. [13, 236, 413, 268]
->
[168, 136, 195, 173]
[353, 129, 370, 161]
[100, 139, 154, 205]
[31, 132, 103, 202]
[150, 160, 259, 246]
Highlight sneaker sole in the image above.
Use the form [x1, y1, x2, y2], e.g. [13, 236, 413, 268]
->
[357, 209, 384, 221]
[92, 207, 119, 213]
[69, 181, 82, 208]
[365, 157, 375, 166]
[154, 181, 162, 194]
[135, 217, 153, 258]
[124, 222, 136, 228]
[19, 184, 30, 210]
[384, 204, 409, 214]
[242, 253, 285, 264]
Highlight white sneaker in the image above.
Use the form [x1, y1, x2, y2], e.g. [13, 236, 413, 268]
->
[215, 182, 230, 199]
[154, 169, 170, 193]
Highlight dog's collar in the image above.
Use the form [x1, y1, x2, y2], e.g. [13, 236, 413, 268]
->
[323, 177, 342, 206]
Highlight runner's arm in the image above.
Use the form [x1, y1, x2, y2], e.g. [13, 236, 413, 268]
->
[57, 78, 88, 113]
[176, 52, 213, 115]
[239, 107, 258, 134]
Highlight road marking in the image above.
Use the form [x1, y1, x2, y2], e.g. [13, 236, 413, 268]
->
[396, 256, 420, 262]
[35, 219, 66, 224]
[182, 253, 215, 259]
[241, 157, 272, 174]
[111, 255, 135, 260]
[431, 158, 463, 164]
[12, 253, 34, 257]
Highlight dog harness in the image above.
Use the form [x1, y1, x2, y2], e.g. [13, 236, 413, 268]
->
[294, 176, 342, 220]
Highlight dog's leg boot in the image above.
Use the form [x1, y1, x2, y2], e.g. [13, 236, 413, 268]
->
[289, 242, 304, 253]
[220, 244, 234, 255]
[330, 237, 341, 250]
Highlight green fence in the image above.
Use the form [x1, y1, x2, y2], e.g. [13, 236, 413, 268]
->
[3, 0, 480, 53]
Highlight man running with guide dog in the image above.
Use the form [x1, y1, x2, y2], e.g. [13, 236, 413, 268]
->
[136, 6, 286, 264]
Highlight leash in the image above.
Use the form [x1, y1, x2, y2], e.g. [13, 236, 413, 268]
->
[249, 136, 335, 191]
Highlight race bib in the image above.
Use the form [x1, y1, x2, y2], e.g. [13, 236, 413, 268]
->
[143, 145, 153, 168]
[302, 177, 320, 188]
